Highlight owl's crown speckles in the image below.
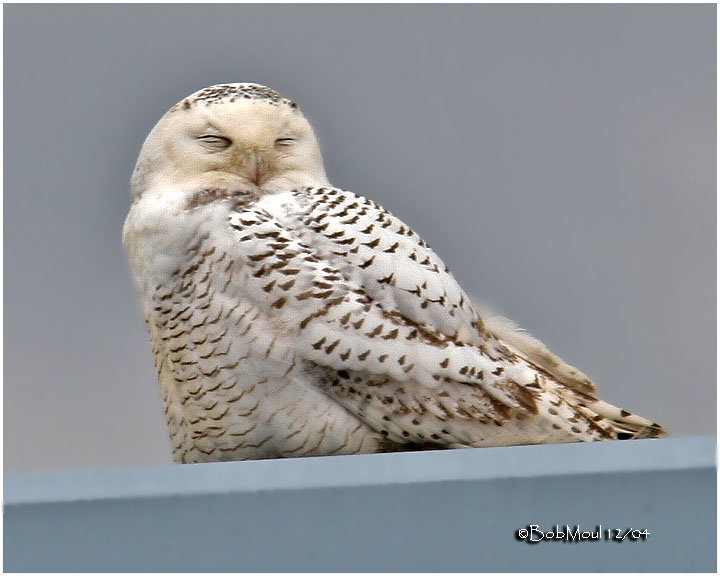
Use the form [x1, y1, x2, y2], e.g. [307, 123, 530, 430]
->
[171, 83, 298, 112]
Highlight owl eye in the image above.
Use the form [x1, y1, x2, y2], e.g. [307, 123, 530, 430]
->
[197, 135, 232, 149]
[275, 138, 296, 147]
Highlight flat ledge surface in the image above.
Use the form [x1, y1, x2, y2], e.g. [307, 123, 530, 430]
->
[5, 435, 714, 504]
[4, 436, 717, 572]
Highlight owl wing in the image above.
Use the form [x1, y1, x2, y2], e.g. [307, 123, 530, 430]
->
[227, 202, 542, 417]
[228, 198, 657, 445]
[283, 187, 483, 344]
[279, 187, 595, 395]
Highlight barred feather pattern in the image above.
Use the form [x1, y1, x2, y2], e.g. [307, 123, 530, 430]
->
[125, 184, 664, 463]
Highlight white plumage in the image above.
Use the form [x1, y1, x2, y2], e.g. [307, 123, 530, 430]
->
[124, 83, 664, 463]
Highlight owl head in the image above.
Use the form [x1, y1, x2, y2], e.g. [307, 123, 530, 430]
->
[131, 83, 329, 199]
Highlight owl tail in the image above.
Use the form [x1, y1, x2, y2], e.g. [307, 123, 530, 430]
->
[583, 399, 666, 440]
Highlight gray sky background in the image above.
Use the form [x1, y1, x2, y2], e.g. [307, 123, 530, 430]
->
[4, 4, 715, 472]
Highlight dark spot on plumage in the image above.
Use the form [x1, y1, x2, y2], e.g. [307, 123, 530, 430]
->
[526, 376, 542, 389]
[620, 409, 632, 417]
[362, 238, 381, 249]
[325, 339, 340, 353]
[382, 328, 399, 340]
[313, 289, 334, 299]
[337, 370, 349, 379]
[187, 188, 244, 210]
[247, 251, 274, 262]
[295, 289, 315, 301]
[617, 432, 633, 440]
[255, 230, 281, 239]
[367, 325, 383, 337]
[359, 256, 375, 269]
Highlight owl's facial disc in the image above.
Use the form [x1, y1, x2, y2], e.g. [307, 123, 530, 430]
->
[188, 107, 302, 187]
[167, 97, 328, 194]
[131, 84, 331, 199]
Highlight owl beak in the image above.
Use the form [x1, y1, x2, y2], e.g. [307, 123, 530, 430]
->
[243, 150, 269, 186]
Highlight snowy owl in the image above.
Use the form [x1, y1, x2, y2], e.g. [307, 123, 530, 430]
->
[123, 83, 665, 463]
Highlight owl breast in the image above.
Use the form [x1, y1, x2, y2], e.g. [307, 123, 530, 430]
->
[124, 190, 382, 462]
